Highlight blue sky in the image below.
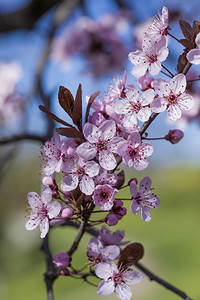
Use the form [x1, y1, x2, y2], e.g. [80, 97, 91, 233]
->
[0, 0, 199, 166]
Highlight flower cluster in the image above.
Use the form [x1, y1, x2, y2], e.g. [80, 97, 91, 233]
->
[25, 5, 199, 299]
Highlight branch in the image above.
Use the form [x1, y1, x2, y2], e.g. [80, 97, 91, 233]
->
[135, 262, 193, 300]
[41, 233, 58, 300]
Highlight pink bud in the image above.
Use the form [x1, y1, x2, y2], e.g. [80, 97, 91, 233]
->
[165, 129, 184, 144]
[106, 214, 118, 226]
[128, 178, 138, 186]
[53, 252, 71, 268]
[61, 207, 73, 219]
[60, 269, 69, 276]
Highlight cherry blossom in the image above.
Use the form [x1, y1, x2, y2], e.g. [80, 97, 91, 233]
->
[130, 177, 160, 222]
[138, 72, 154, 91]
[151, 74, 194, 121]
[87, 238, 120, 268]
[146, 6, 169, 39]
[43, 133, 77, 176]
[76, 120, 124, 170]
[104, 71, 127, 104]
[25, 187, 61, 238]
[61, 156, 100, 195]
[93, 184, 118, 210]
[94, 167, 118, 187]
[186, 32, 200, 65]
[128, 36, 169, 77]
[113, 85, 154, 125]
[118, 132, 153, 170]
[96, 262, 143, 299]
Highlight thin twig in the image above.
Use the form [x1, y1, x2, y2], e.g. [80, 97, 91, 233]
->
[135, 262, 193, 300]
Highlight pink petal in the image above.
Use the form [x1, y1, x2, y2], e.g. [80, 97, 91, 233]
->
[186, 48, 200, 64]
[25, 215, 40, 230]
[195, 32, 200, 48]
[115, 283, 132, 300]
[99, 120, 116, 140]
[83, 123, 99, 143]
[124, 270, 144, 284]
[131, 63, 148, 78]
[139, 177, 152, 194]
[113, 100, 130, 114]
[97, 280, 115, 296]
[103, 245, 120, 260]
[130, 181, 138, 198]
[153, 78, 170, 96]
[79, 175, 94, 195]
[170, 74, 186, 94]
[178, 94, 194, 110]
[130, 200, 140, 215]
[47, 201, 61, 219]
[140, 89, 154, 106]
[140, 206, 151, 222]
[41, 187, 52, 204]
[137, 107, 151, 122]
[157, 47, 169, 62]
[40, 217, 49, 238]
[85, 161, 100, 177]
[149, 60, 162, 76]
[99, 151, 117, 170]
[151, 96, 167, 113]
[61, 175, 78, 192]
[95, 262, 117, 280]
[133, 158, 149, 170]
[27, 192, 41, 209]
[76, 142, 96, 161]
[167, 104, 182, 121]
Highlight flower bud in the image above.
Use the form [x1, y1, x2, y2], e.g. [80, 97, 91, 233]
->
[60, 269, 70, 276]
[106, 214, 118, 226]
[53, 252, 71, 268]
[165, 129, 184, 144]
[61, 207, 73, 219]
[128, 178, 138, 186]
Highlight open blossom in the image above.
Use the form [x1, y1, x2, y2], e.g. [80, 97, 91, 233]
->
[87, 238, 120, 268]
[61, 156, 100, 195]
[118, 132, 153, 170]
[146, 6, 169, 39]
[130, 177, 160, 222]
[25, 187, 61, 238]
[113, 85, 154, 125]
[151, 74, 194, 121]
[76, 120, 124, 170]
[128, 36, 169, 77]
[186, 32, 200, 64]
[43, 133, 77, 175]
[96, 262, 143, 300]
[93, 184, 118, 210]
[94, 167, 118, 187]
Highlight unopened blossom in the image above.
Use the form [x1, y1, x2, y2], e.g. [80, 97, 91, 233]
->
[146, 6, 169, 39]
[76, 120, 124, 170]
[61, 207, 73, 219]
[98, 226, 128, 246]
[118, 132, 153, 170]
[138, 72, 154, 91]
[165, 129, 184, 144]
[106, 200, 127, 225]
[186, 32, 200, 64]
[53, 252, 71, 268]
[128, 36, 169, 77]
[96, 262, 143, 299]
[93, 184, 118, 211]
[25, 187, 61, 238]
[130, 177, 160, 222]
[61, 156, 100, 195]
[113, 85, 154, 125]
[43, 133, 77, 176]
[87, 238, 120, 268]
[151, 74, 194, 121]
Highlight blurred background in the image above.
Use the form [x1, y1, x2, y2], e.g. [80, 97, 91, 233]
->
[0, 0, 199, 299]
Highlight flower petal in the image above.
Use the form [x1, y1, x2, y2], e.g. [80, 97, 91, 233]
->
[61, 175, 78, 192]
[79, 175, 94, 195]
[140, 206, 151, 222]
[99, 151, 117, 170]
[130, 200, 140, 215]
[139, 176, 152, 194]
[170, 74, 186, 94]
[97, 280, 115, 296]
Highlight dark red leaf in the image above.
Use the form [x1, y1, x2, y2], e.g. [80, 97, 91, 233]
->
[56, 127, 83, 139]
[179, 39, 193, 48]
[58, 86, 74, 118]
[118, 243, 144, 269]
[72, 84, 82, 129]
[85, 91, 100, 124]
[39, 105, 72, 127]
[179, 19, 192, 40]
[191, 20, 200, 43]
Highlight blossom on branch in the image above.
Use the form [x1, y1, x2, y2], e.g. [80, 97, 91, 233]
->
[130, 177, 160, 222]
[25, 187, 61, 238]
[95, 262, 143, 300]
[93, 184, 118, 211]
[151, 74, 194, 121]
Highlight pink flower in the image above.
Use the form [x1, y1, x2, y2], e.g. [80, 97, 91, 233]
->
[87, 238, 120, 268]
[128, 36, 169, 77]
[130, 177, 160, 222]
[186, 33, 200, 64]
[43, 133, 77, 176]
[165, 129, 184, 144]
[146, 6, 169, 39]
[118, 132, 153, 170]
[93, 184, 118, 211]
[25, 187, 61, 238]
[98, 226, 129, 246]
[76, 120, 124, 170]
[151, 74, 194, 121]
[96, 262, 143, 299]
[113, 85, 154, 125]
[61, 156, 100, 195]
[138, 73, 154, 91]
[53, 252, 71, 268]
[94, 167, 118, 187]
